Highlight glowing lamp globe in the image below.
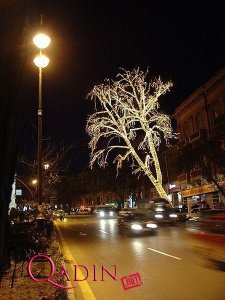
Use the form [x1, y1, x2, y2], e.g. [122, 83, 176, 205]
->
[33, 33, 51, 49]
[34, 54, 49, 68]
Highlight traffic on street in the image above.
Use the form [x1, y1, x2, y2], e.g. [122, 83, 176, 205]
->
[2, 3, 225, 300]
[55, 214, 225, 300]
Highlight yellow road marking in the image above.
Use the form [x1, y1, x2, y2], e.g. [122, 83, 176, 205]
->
[55, 223, 96, 300]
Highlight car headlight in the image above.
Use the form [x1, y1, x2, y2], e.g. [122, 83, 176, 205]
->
[155, 214, 163, 219]
[109, 211, 114, 216]
[155, 207, 164, 212]
[169, 214, 177, 218]
[146, 223, 158, 228]
[131, 224, 142, 230]
[99, 211, 105, 217]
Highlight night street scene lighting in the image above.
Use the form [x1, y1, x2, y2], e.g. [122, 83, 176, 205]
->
[0, 2, 225, 300]
[33, 33, 51, 49]
[33, 31, 51, 206]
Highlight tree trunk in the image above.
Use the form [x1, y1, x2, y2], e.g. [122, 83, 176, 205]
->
[147, 176, 173, 206]
[154, 184, 168, 198]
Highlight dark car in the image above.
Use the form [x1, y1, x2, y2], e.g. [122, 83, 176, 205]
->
[174, 207, 188, 222]
[151, 206, 178, 224]
[94, 206, 118, 218]
[53, 209, 65, 220]
[117, 212, 158, 235]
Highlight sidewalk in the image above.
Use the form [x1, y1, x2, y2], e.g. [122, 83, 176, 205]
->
[0, 229, 68, 300]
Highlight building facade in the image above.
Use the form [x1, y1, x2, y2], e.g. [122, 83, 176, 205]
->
[67, 68, 225, 211]
[170, 67, 225, 210]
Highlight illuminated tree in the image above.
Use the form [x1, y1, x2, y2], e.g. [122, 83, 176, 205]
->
[86, 69, 177, 203]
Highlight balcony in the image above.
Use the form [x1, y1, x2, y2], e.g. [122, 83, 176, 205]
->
[190, 168, 203, 181]
[189, 129, 206, 143]
[178, 173, 187, 183]
[175, 139, 188, 150]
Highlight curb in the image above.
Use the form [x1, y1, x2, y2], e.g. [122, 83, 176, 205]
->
[54, 223, 77, 300]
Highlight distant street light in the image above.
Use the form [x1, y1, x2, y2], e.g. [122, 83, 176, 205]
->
[33, 30, 51, 205]
[32, 179, 38, 185]
[31, 179, 38, 201]
[44, 163, 50, 170]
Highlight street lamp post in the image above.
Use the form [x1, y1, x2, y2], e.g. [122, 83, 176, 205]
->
[33, 33, 51, 205]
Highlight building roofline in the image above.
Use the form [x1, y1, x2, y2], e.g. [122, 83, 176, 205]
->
[172, 66, 225, 119]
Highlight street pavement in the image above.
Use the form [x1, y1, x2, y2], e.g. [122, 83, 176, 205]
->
[55, 215, 225, 300]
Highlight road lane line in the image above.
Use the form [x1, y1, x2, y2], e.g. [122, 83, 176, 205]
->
[55, 223, 96, 300]
[99, 230, 108, 234]
[77, 232, 87, 236]
[147, 248, 182, 260]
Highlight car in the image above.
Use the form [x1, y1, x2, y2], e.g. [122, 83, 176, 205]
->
[94, 206, 118, 218]
[149, 198, 171, 208]
[78, 208, 92, 215]
[190, 204, 201, 214]
[53, 209, 65, 220]
[173, 207, 188, 222]
[117, 212, 158, 236]
[150, 206, 178, 224]
[118, 207, 137, 217]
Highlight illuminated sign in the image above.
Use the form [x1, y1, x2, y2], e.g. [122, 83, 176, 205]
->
[181, 184, 216, 197]
[169, 184, 176, 189]
[16, 189, 22, 196]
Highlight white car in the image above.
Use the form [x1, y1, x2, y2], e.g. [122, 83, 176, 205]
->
[94, 206, 118, 218]
[78, 209, 90, 215]
[119, 208, 137, 217]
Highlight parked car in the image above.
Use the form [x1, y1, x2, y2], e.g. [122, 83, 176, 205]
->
[117, 212, 158, 236]
[94, 205, 118, 218]
[190, 204, 201, 214]
[78, 208, 92, 215]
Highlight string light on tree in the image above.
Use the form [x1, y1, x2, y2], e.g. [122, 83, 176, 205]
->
[86, 68, 177, 205]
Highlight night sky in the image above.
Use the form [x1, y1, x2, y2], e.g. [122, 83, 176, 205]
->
[18, 0, 225, 172]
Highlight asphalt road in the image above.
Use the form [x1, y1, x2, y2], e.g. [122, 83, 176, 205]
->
[55, 216, 225, 300]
